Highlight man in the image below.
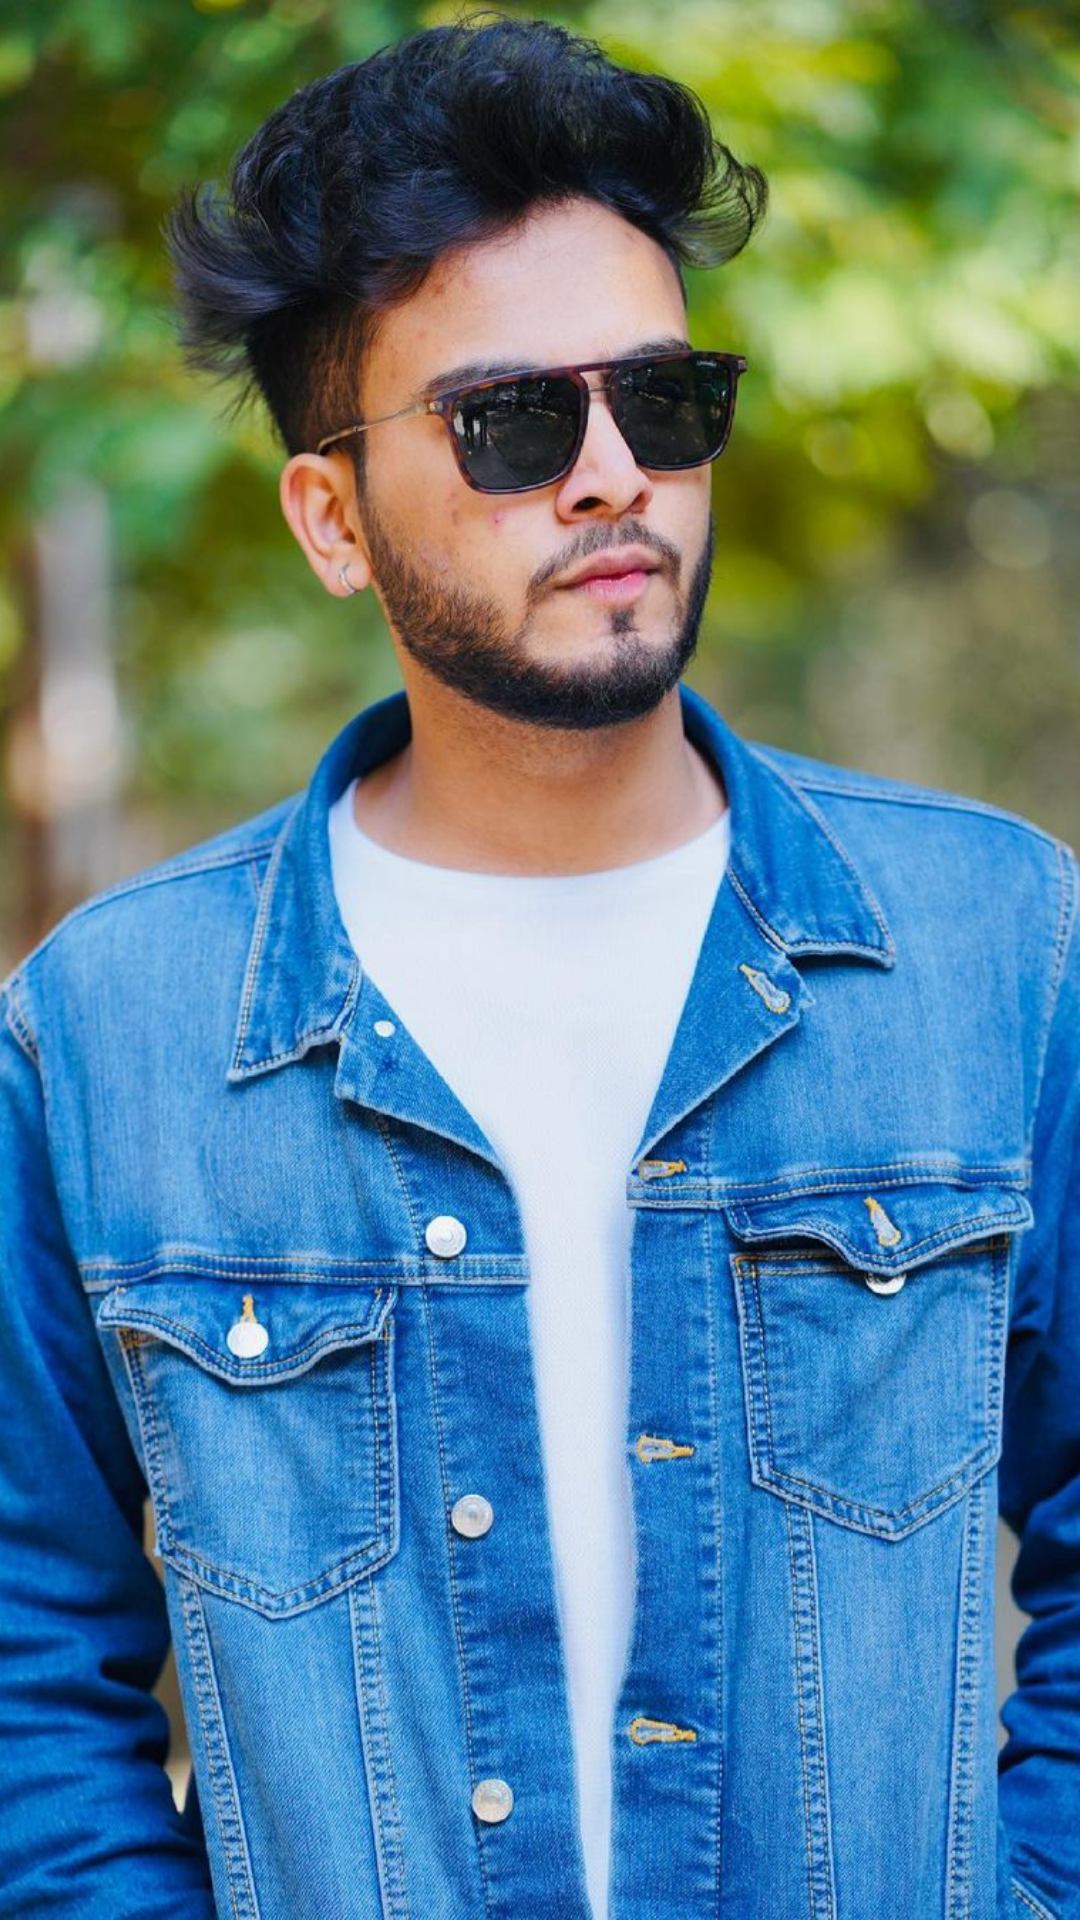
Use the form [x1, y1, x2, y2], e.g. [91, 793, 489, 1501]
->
[0, 16, 1075, 1919]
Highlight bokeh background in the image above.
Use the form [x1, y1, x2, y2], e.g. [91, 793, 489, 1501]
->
[2, 0, 1078, 1819]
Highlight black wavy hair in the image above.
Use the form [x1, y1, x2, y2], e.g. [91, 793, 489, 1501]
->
[163, 9, 768, 488]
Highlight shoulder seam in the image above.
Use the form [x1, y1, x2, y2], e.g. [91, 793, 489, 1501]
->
[1, 979, 40, 1064]
[1026, 840, 1080, 1156]
[757, 751, 1063, 850]
[14, 835, 282, 971]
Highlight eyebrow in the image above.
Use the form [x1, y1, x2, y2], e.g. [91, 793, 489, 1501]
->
[418, 334, 693, 401]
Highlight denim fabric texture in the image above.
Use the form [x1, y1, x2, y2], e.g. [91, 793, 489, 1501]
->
[1, 680, 1077, 1919]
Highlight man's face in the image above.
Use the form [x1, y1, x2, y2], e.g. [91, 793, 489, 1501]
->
[338, 197, 716, 731]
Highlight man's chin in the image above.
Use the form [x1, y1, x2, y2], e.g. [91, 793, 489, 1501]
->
[477, 663, 691, 731]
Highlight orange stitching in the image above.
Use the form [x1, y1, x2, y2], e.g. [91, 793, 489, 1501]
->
[738, 961, 792, 1014]
[864, 1195, 902, 1246]
[635, 1433, 696, 1463]
[628, 1715, 697, 1745]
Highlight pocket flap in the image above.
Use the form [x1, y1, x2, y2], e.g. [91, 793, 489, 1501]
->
[725, 1181, 1034, 1279]
[96, 1276, 397, 1385]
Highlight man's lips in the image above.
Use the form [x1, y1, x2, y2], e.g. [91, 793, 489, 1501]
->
[555, 547, 662, 589]
[563, 569, 655, 600]
[554, 549, 663, 604]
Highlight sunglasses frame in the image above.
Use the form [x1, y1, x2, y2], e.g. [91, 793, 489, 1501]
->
[315, 348, 749, 494]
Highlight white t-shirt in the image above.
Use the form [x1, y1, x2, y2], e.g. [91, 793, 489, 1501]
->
[328, 777, 731, 1920]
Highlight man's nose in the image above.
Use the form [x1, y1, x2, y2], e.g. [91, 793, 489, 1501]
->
[554, 375, 654, 516]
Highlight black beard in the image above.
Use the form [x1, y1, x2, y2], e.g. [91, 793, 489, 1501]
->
[358, 504, 715, 732]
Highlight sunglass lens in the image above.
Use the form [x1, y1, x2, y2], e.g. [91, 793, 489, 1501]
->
[612, 355, 734, 468]
[451, 374, 582, 491]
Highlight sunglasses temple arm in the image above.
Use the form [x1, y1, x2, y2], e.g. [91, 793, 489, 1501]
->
[319, 399, 433, 454]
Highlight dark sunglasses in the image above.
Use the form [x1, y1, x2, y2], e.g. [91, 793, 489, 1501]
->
[315, 349, 748, 494]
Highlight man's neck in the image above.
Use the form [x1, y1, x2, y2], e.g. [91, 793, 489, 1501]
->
[349, 687, 728, 877]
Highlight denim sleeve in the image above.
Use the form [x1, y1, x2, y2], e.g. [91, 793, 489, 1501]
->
[998, 842, 1080, 1913]
[0, 978, 216, 1918]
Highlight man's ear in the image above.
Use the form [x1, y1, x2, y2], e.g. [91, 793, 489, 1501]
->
[278, 451, 373, 596]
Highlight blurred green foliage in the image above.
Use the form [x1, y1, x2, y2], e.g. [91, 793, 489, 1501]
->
[1, 0, 1079, 869]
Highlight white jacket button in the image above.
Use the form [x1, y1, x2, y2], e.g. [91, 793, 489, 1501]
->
[472, 1778, 514, 1823]
[226, 1294, 270, 1357]
[452, 1494, 494, 1538]
[864, 1270, 906, 1295]
[425, 1215, 467, 1258]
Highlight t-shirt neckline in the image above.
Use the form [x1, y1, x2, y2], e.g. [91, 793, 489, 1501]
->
[331, 776, 730, 892]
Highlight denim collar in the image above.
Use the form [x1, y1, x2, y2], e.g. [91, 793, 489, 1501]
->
[227, 681, 894, 1085]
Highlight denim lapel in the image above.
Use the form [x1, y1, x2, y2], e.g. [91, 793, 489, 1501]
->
[628, 683, 894, 1167]
[227, 682, 894, 1171]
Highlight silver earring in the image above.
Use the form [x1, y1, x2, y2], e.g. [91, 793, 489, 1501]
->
[338, 562, 358, 596]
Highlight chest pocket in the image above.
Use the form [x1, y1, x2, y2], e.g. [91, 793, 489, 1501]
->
[96, 1274, 399, 1616]
[724, 1182, 1033, 1540]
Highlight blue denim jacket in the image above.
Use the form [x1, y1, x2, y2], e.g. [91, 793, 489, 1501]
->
[1, 680, 1078, 1920]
